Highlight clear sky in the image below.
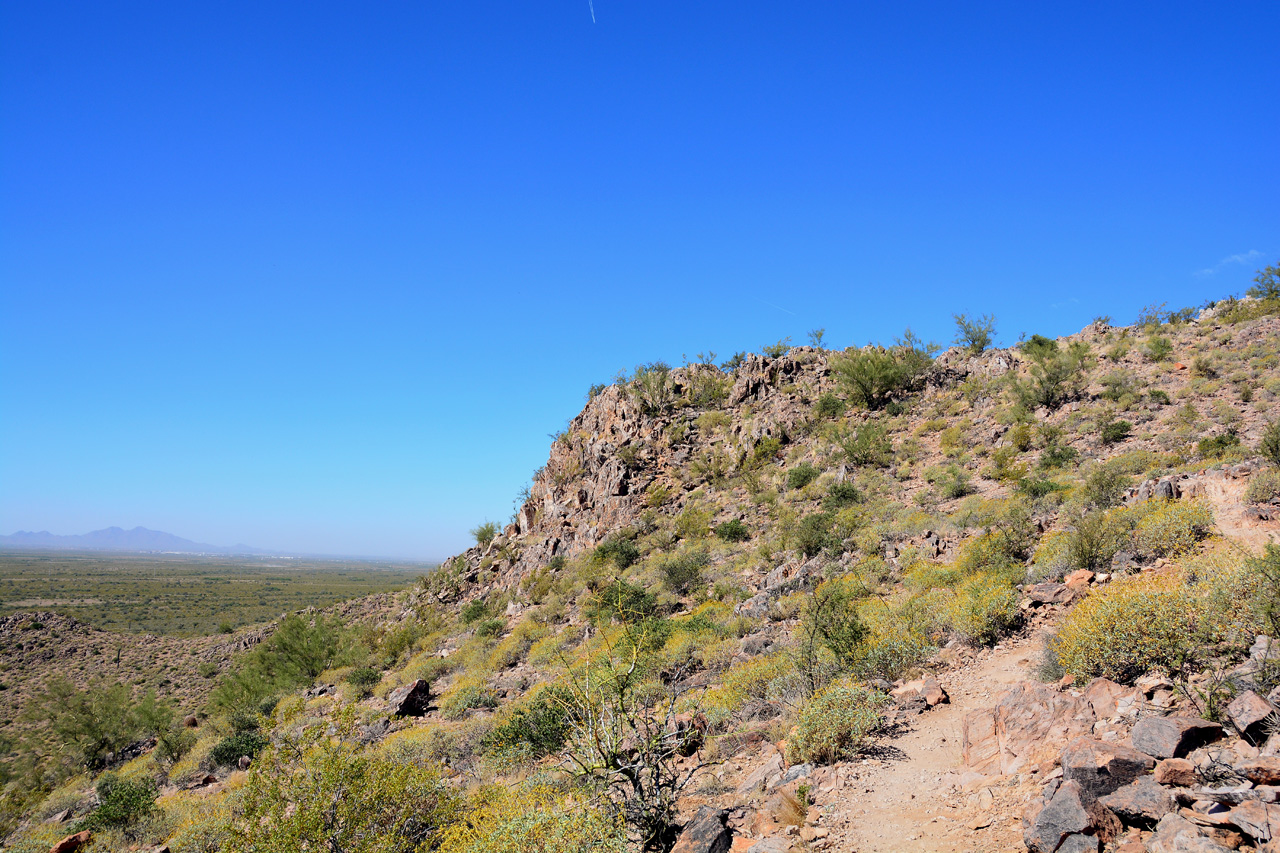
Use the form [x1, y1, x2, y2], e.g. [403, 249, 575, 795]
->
[1, 2, 1277, 560]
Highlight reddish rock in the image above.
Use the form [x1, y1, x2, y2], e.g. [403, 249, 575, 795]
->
[1228, 692, 1276, 742]
[1239, 757, 1280, 786]
[49, 831, 91, 853]
[1060, 737, 1155, 798]
[1147, 813, 1235, 852]
[1225, 800, 1280, 843]
[963, 683, 1098, 775]
[1083, 678, 1139, 719]
[1132, 716, 1224, 759]
[1155, 758, 1199, 787]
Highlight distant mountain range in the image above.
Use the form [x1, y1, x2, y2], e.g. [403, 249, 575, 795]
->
[0, 526, 270, 555]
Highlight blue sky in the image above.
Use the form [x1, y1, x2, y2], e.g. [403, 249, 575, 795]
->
[2, 2, 1277, 560]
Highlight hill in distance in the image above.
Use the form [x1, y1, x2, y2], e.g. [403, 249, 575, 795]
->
[0, 525, 269, 555]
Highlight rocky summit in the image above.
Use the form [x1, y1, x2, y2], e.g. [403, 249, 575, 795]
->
[5, 289, 1280, 853]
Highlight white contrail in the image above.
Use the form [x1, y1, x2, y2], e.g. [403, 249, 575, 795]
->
[589, 0, 596, 23]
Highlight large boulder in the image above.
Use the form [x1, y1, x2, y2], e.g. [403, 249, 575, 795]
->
[1023, 780, 1120, 853]
[1098, 776, 1176, 826]
[1226, 691, 1276, 742]
[963, 683, 1098, 776]
[1060, 737, 1155, 798]
[1131, 717, 1223, 759]
[387, 679, 432, 717]
[1146, 813, 1236, 853]
[670, 806, 732, 853]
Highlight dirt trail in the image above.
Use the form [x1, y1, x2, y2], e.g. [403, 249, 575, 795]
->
[818, 631, 1045, 852]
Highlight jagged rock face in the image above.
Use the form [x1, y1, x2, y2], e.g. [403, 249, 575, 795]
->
[438, 349, 852, 597]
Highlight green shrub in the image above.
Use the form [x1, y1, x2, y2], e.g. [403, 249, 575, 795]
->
[659, 549, 710, 594]
[76, 774, 157, 832]
[461, 600, 489, 624]
[953, 312, 996, 354]
[1082, 463, 1132, 509]
[788, 679, 886, 765]
[751, 436, 782, 465]
[1246, 470, 1280, 505]
[1198, 432, 1241, 459]
[1260, 421, 1280, 467]
[210, 731, 268, 767]
[945, 573, 1020, 646]
[761, 338, 792, 358]
[1247, 261, 1280, 299]
[438, 783, 624, 853]
[475, 618, 505, 638]
[932, 464, 975, 500]
[1055, 573, 1197, 683]
[831, 333, 935, 410]
[586, 580, 657, 624]
[787, 463, 820, 490]
[823, 481, 862, 510]
[714, 519, 751, 542]
[441, 676, 500, 718]
[1039, 442, 1078, 470]
[225, 713, 458, 853]
[212, 613, 355, 711]
[347, 666, 382, 697]
[1149, 389, 1171, 405]
[593, 535, 641, 569]
[1100, 418, 1132, 445]
[1134, 501, 1213, 559]
[836, 421, 893, 468]
[471, 521, 499, 547]
[481, 694, 570, 759]
[815, 393, 846, 418]
[1066, 511, 1126, 572]
[795, 513, 836, 558]
[1144, 336, 1173, 362]
[1016, 340, 1091, 410]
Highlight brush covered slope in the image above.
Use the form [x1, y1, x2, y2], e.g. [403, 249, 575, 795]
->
[5, 282, 1280, 853]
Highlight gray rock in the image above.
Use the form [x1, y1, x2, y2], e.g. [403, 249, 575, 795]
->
[387, 679, 432, 717]
[1061, 737, 1156, 798]
[1132, 717, 1223, 759]
[1099, 776, 1176, 826]
[1024, 780, 1116, 853]
[670, 806, 732, 853]
[1056, 834, 1100, 853]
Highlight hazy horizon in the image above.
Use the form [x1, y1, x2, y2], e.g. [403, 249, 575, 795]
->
[3, 2, 1276, 559]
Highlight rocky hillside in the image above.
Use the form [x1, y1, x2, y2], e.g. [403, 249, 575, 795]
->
[6, 286, 1280, 853]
